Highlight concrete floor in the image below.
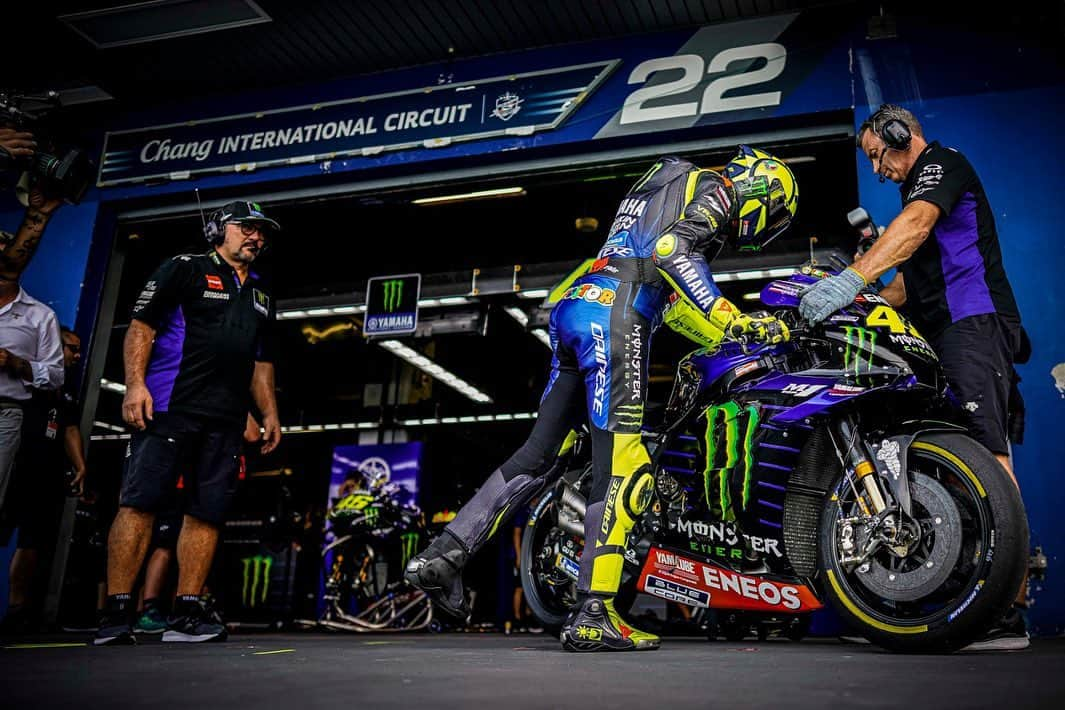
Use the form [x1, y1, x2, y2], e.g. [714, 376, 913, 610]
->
[3, 632, 1063, 709]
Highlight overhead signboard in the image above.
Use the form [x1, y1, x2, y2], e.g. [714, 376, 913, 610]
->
[364, 273, 421, 337]
[98, 61, 618, 186]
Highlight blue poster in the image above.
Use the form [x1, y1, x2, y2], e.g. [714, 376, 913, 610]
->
[328, 442, 422, 508]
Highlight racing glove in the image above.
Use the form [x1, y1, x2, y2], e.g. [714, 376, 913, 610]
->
[705, 297, 789, 345]
[798, 267, 867, 323]
[728, 310, 790, 345]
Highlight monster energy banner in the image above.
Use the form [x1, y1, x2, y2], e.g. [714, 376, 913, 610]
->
[364, 273, 421, 336]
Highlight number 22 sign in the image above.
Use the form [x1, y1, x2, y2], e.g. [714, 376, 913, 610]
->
[619, 43, 787, 126]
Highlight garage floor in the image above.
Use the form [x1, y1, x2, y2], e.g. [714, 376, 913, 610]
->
[4, 632, 1063, 709]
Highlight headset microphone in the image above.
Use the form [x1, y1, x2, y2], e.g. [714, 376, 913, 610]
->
[195, 188, 208, 233]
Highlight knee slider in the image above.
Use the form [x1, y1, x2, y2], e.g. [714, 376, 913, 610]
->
[622, 466, 654, 518]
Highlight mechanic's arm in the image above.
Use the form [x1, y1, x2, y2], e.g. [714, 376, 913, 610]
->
[880, 272, 907, 308]
[122, 320, 156, 430]
[852, 201, 940, 284]
[251, 361, 280, 454]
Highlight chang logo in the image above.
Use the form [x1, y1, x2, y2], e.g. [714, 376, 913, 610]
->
[491, 92, 524, 121]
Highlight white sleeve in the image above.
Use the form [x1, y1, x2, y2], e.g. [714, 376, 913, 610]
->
[28, 309, 64, 391]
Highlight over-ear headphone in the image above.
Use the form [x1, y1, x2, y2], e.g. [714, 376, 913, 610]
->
[872, 104, 912, 151]
[203, 208, 227, 245]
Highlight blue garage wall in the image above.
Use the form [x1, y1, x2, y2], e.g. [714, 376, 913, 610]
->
[854, 33, 1065, 634]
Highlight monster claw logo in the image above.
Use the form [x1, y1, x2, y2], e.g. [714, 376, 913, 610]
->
[400, 532, 420, 568]
[842, 327, 877, 376]
[703, 403, 759, 521]
[382, 279, 404, 312]
[241, 555, 273, 608]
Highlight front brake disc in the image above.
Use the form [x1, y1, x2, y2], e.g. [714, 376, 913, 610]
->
[852, 472, 963, 602]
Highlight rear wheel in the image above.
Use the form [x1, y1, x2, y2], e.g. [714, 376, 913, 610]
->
[818, 432, 1027, 652]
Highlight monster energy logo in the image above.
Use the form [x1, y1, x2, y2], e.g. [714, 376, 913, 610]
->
[241, 555, 273, 608]
[615, 404, 643, 426]
[382, 279, 404, 312]
[400, 532, 419, 568]
[842, 327, 877, 376]
[364, 506, 379, 527]
[703, 403, 759, 521]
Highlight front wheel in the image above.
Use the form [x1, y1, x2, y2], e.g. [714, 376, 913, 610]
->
[818, 432, 1028, 653]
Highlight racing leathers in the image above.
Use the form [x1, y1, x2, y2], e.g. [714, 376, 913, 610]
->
[408, 156, 786, 614]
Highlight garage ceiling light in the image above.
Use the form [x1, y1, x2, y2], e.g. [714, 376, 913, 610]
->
[60, 0, 272, 49]
[100, 378, 127, 394]
[412, 187, 525, 206]
[377, 340, 493, 403]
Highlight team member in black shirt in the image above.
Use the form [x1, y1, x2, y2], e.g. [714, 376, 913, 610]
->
[95, 201, 281, 645]
[800, 104, 1028, 650]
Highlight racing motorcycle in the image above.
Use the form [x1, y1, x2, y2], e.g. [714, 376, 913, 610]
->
[313, 481, 434, 632]
[520, 236, 1028, 652]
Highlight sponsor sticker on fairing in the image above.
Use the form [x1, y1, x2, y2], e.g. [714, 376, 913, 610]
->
[644, 575, 710, 608]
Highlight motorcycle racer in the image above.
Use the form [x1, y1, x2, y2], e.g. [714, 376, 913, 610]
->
[405, 146, 799, 651]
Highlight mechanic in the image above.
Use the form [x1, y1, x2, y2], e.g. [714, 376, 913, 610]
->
[95, 201, 282, 645]
[799, 104, 1029, 650]
[407, 146, 798, 652]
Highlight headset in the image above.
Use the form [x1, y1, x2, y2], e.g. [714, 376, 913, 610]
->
[195, 189, 227, 245]
[871, 103, 912, 152]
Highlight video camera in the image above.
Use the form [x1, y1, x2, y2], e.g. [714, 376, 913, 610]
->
[0, 90, 94, 205]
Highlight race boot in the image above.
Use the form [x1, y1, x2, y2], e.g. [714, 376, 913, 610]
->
[559, 595, 660, 652]
[404, 530, 470, 620]
[406, 468, 546, 620]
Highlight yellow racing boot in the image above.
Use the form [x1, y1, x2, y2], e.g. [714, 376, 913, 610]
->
[559, 596, 660, 652]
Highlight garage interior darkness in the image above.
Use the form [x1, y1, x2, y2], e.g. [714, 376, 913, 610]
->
[79, 128, 859, 621]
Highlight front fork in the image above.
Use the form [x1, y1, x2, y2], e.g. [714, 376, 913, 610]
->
[834, 416, 888, 516]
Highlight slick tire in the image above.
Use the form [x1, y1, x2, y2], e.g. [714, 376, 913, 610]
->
[817, 432, 1028, 653]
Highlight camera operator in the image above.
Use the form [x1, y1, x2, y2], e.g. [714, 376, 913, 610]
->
[0, 182, 64, 281]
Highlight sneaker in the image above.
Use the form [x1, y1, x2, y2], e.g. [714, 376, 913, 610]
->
[404, 549, 470, 621]
[93, 612, 136, 646]
[162, 601, 228, 643]
[133, 605, 167, 635]
[559, 596, 660, 652]
[961, 607, 1030, 652]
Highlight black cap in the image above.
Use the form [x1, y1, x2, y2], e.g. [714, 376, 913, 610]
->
[218, 200, 281, 231]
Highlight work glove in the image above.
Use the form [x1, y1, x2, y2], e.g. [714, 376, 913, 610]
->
[798, 267, 867, 323]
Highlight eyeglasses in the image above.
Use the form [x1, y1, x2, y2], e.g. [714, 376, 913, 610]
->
[63, 342, 81, 353]
[238, 222, 267, 237]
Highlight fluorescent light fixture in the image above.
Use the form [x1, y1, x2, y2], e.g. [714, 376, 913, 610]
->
[531, 329, 552, 348]
[742, 292, 762, 301]
[503, 306, 529, 327]
[412, 187, 525, 206]
[715, 267, 796, 283]
[277, 305, 367, 320]
[417, 298, 441, 307]
[99, 379, 127, 394]
[517, 289, 550, 300]
[93, 420, 126, 432]
[60, 0, 272, 49]
[377, 340, 493, 403]
[439, 296, 472, 306]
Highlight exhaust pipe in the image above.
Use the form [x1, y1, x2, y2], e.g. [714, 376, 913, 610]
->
[557, 485, 587, 539]
[560, 485, 587, 518]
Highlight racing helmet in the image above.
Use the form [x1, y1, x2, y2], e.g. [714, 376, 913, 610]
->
[723, 145, 798, 250]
